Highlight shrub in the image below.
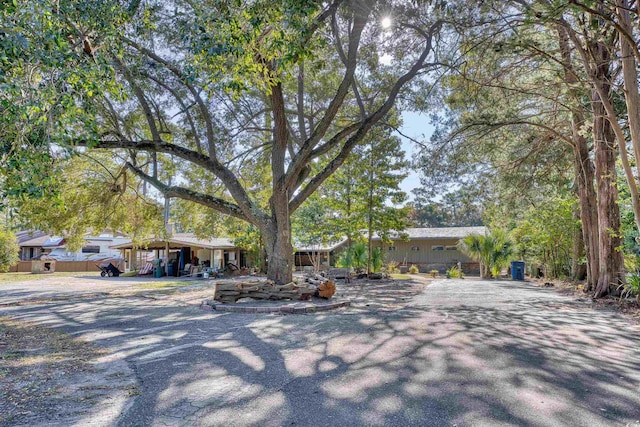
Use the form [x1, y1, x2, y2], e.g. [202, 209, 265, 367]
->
[619, 274, 640, 302]
[447, 266, 464, 279]
[0, 228, 19, 273]
[429, 269, 439, 278]
[409, 264, 420, 274]
[336, 249, 353, 268]
[384, 261, 400, 274]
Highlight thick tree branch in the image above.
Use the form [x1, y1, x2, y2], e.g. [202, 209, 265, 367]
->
[80, 139, 267, 224]
[452, 119, 575, 147]
[142, 71, 204, 154]
[122, 36, 217, 159]
[113, 57, 160, 177]
[290, 20, 443, 212]
[332, 11, 366, 118]
[308, 122, 362, 159]
[284, 5, 369, 191]
[270, 81, 288, 192]
[296, 62, 308, 142]
[568, 0, 640, 64]
[125, 162, 248, 221]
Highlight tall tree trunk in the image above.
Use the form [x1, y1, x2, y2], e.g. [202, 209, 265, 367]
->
[571, 206, 586, 280]
[557, 26, 599, 290]
[267, 80, 294, 285]
[572, 130, 599, 289]
[592, 41, 624, 297]
[572, 132, 600, 291]
[264, 219, 293, 284]
[367, 145, 374, 275]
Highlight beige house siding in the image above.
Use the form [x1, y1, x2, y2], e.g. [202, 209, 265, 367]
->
[373, 238, 470, 263]
[372, 237, 479, 274]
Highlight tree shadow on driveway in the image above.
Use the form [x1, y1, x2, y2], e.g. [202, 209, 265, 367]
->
[1, 280, 640, 426]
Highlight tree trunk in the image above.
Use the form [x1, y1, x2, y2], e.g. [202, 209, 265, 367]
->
[571, 205, 583, 279]
[557, 26, 599, 290]
[618, 0, 640, 196]
[572, 131, 599, 289]
[592, 40, 624, 297]
[367, 143, 374, 275]
[264, 222, 294, 284]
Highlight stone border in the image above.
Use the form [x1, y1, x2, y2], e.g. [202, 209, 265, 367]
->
[199, 299, 350, 314]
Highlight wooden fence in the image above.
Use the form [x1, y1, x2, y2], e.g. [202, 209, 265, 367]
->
[8, 261, 103, 273]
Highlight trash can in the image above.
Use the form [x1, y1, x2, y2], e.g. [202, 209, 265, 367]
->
[152, 259, 163, 278]
[167, 263, 174, 277]
[511, 261, 525, 281]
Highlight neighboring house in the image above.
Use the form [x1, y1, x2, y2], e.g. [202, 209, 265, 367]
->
[110, 233, 250, 273]
[371, 226, 487, 274]
[294, 239, 348, 271]
[16, 231, 48, 261]
[17, 231, 129, 261]
[292, 226, 487, 275]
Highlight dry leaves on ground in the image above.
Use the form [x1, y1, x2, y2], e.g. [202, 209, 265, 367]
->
[0, 316, 107, 426]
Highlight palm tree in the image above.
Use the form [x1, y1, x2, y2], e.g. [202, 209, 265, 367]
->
[487, 229, 514, 278]
[370, 247, 384, 273]
[459, 234, 488, 278]
[350, 242, 368, 274]
[459, 229, 513, 278]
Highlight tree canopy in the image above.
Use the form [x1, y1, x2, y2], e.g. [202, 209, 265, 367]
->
[1, 0, 448, 283]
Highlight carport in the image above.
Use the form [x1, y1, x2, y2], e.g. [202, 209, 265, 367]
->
[110, 233, 246, 275]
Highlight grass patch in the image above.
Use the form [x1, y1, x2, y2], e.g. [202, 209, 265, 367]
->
[390, 273, 413, 280]
[137, 280, 198, 289]
[0, 271, 101, 284]
[120, 271, 138, 277]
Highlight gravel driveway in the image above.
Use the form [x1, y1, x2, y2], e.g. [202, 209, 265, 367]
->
[1, 277, 640, 426]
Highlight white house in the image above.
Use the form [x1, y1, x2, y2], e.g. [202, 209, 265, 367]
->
[18, 231, 129, 261]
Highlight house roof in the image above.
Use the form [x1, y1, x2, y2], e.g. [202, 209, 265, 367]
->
[16, 232, 66, 248]
[16, 230, 48, 246]
[295, 227, 487, 251]
[375, 227, 487, 240]
[17, 230, 140, 248]
[295, 238, 348, 252]
[19, 234, 51, 247]
[109, 233, 237, 250]
[43, 237, 66, 248]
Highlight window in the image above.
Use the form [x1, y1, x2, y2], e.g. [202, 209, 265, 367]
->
[388, 246, 397, 251]
[81, 245, 100, 254]
[411, 246, 420, 251]
[431, 245, 444, 251]
[445, 245, 458, 251]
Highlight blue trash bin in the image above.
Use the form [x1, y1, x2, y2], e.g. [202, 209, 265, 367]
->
[511, 261, 525, 280]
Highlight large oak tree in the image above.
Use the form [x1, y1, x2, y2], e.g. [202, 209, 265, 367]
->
[1, 0, 445, 283]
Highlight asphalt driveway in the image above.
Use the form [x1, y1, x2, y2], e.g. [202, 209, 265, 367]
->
[1, 278, 640, 426]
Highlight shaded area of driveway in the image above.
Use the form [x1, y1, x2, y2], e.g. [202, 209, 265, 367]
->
[1, 278, 640, 426]
[0, 274, 190, 306]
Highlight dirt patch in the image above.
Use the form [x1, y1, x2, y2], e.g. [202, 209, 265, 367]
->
[334, 276, 430, 312]
[531, 279, 640, 325]
[0, 316, 136, 426]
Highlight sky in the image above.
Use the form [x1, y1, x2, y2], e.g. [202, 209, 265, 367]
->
[398, 111, 435, 200]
